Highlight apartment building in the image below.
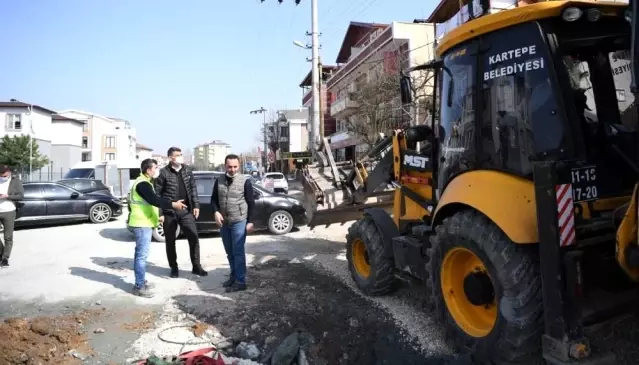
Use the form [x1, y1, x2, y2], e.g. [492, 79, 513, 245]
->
[56, 110, 137, 163]
[51, 114, 85, 173]
[326, 21, 436, 161]
[299, 65, 338, 141]
[193, 140, 232, 170]
[270, 109, 310, 172]
[136, 143, 153, 160]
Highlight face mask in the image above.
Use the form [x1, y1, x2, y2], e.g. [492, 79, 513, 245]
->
[152, 169, 160, 179]
[226, 171, 236, 178]
[0, 176, 8, 183]
[174, 156, 184, 165]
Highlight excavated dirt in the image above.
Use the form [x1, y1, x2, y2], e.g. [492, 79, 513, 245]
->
[174, 259, 465, 365]
[0, 308, 105, 365]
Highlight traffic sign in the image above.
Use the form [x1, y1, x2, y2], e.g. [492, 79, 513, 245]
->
[268, 151, 275, 163]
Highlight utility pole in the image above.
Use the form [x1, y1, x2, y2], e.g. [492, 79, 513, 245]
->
[250, 107, 268, 170]
[310, 0, 320, 151]
[318, 55, 324, 140]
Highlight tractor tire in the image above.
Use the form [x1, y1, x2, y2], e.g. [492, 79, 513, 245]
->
[426, 210, 543, 364]
[346, 217, 397, 296]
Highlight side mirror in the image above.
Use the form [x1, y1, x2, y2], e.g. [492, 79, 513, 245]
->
[70, 192, 80, 199]
[400, 75, 413, 104]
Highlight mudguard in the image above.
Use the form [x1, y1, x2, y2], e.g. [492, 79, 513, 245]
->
[433, 170, 538, 244]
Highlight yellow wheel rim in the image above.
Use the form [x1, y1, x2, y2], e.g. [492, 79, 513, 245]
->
[440, 247, 498, 338]
[352, 238, 371, 279]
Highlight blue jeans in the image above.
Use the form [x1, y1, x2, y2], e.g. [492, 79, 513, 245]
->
[132, 227, 153, 288]
[220, 220, 247, 284]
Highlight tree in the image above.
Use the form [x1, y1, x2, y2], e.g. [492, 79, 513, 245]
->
[344, 42, 435, 149]
[0, 135, 50, 174]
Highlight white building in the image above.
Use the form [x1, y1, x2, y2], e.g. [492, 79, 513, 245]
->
[136, 143, 153, 161]
[56, 110, 137, 163]
[50, 114, 85, 176]
[0, 101, 57, 179]
[194, 141, 232, 170]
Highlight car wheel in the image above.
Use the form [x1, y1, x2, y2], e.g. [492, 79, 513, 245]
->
[89, 203, 112, 224]
[153, 222, 180, 242]
[268, 210, 294, 235]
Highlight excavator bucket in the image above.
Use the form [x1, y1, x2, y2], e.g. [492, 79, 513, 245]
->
[299, 136, 395, 229]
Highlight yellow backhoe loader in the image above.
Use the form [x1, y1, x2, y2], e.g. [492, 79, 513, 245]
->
[301, 1, 639, 364]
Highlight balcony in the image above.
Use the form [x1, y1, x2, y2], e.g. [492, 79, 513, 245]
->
[330, 97, 358, 119]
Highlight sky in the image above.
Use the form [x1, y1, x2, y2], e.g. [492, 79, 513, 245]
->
[0, 0, 437, 155]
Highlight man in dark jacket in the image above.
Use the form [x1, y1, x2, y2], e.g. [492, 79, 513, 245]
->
[154, 147, 207, 278]
[0, 165, 24, 267]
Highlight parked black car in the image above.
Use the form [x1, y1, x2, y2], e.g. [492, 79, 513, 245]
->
[57, 178, 112, 195]
[5, 182, 124, 229]
[127, 171, 307, 242]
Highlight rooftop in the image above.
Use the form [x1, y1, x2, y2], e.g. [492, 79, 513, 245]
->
[299, 65, 338, 87]
[136, 143, 153, 151]
[0, 101, 57, 115]
[335, 21, 389, 64]
[52, 114, 84, 124]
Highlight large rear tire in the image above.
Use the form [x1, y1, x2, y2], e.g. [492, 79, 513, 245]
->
[346, 217, 397, 296]
[427, 210, 543, 364]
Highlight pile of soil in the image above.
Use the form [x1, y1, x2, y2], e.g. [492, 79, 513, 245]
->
[0, 308, 103, 365]
[175, 259, 461, 365]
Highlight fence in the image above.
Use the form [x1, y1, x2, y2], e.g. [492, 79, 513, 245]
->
[21, 168, 70, 182]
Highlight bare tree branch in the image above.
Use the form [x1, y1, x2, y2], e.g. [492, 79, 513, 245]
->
[343, 41, 435, 149]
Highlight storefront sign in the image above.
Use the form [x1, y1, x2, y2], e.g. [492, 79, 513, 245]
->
[280, 151, 312, 160]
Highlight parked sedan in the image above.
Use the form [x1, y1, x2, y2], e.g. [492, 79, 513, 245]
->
[134, 171, 307, 242]
[8, 182, 123, 228]
[263, 172, 288, 194]
[57, 178, 112, 195]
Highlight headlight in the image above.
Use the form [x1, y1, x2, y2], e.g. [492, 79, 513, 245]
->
[286, 197, 300, 205]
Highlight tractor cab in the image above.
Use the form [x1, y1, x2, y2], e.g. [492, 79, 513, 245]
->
[395, 1, 639, 364]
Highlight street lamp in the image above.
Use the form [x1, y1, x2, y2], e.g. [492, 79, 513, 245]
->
[293, 40, 309, 49]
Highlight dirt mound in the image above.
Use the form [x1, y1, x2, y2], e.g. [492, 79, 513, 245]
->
[0, 308, 103, 365]
[175, 259, 461, 365]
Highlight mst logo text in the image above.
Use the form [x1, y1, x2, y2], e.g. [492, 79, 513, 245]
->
[403, 152, 430, 171]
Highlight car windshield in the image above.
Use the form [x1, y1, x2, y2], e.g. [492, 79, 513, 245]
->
[64, 168, 94, 178]
[266, 173, 285, 180]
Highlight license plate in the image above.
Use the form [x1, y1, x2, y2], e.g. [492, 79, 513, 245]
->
[571, 166, 598, 202]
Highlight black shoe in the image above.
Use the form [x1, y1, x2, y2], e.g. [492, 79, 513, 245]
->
[225, 282, 247, 293]
[192, 266, 208, 276]
[170, 267, 179, 278]
[0, 259, 8, 267]
[222, 278, 235, 288]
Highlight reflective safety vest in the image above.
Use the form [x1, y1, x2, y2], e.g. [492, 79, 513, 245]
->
[128, 174, 159, 228]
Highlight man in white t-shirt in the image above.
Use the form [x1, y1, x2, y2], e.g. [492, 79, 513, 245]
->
[0, 165, 24, 267]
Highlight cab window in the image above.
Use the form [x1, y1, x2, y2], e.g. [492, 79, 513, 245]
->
[438, 41, 477, 190]
[480, 22, 562, 177]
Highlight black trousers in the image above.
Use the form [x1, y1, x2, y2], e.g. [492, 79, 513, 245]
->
[164, 209, 201, 269]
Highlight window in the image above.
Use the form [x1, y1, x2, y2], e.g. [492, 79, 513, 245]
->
[82, 123, 88, 132]
[438, 41, 477, 189]
[105, 136, 116, 148]
[23, 184, 43, 198]
[82, 136, 88, 148]
[280, 126, 289, 137]
[41, 184, 74, 198]
[5, 114, 21, 130]
[195, 177, 214, 196]
[105, 153, 116, 160]
[608, 50, 637, 131]
[479, 22, 561, 177]
[81, 153, 90, 162]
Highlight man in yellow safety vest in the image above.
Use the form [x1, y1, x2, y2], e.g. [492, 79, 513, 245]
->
[128, 158, 187, 297]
